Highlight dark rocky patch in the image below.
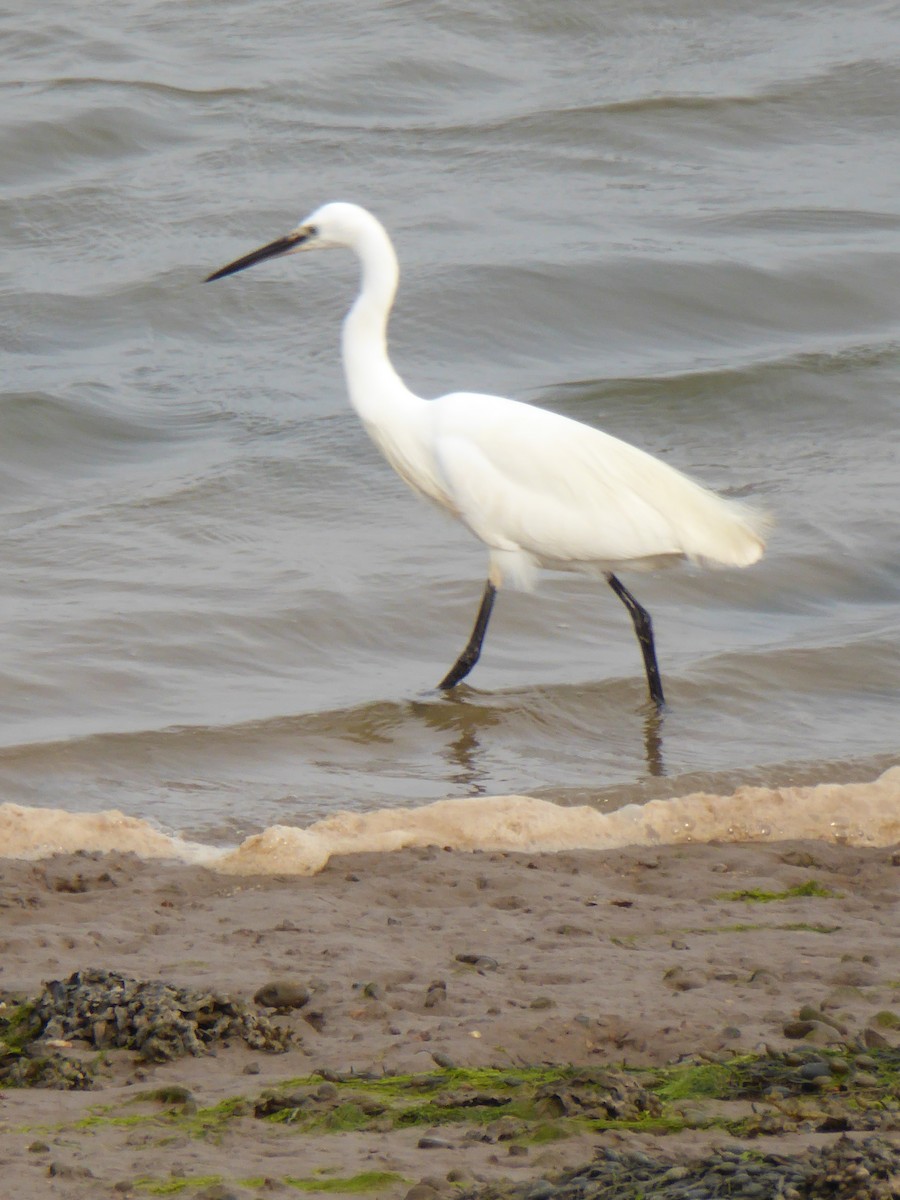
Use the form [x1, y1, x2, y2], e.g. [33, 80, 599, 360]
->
[462, 1135, 900, 1199]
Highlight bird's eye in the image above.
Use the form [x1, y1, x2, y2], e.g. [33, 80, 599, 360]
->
[307, 225, 318, 238]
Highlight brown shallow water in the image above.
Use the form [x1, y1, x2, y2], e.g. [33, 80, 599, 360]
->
[1, 0, 898, 840]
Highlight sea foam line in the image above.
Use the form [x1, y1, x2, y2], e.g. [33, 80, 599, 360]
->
[1, 767, 897, 876]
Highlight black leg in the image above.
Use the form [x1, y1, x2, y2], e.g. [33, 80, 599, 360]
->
[606, 573, 665, 708]
[438, 580, 497, 690]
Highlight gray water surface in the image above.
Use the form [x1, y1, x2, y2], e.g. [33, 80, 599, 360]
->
[1, 0, 898, 839]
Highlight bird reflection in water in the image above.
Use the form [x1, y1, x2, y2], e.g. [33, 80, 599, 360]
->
[408, 685, 667, 797]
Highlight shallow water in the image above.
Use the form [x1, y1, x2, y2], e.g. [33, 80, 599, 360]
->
[1, 0, 897, 844]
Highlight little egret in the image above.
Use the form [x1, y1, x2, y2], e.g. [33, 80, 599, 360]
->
[207, 202, 768, 706]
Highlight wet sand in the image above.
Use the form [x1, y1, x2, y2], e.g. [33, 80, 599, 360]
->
[1, 837, 899, 1198]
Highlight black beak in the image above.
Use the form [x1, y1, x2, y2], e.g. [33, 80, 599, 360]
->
[205, 229, 310, 282]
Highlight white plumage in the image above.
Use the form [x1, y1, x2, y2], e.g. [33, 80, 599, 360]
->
[208, 202, 768, 704]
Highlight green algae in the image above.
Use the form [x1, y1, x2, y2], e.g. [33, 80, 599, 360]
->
[717, 880, 840, 902]
[655, 1061, 733, 1102]
[16, 1053, 900, 1148]
[133, 1175, 222, 1195]
[0, 1001, 37, 1053]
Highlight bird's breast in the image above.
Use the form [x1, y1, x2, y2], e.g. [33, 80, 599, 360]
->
[362, 417, 457, 514]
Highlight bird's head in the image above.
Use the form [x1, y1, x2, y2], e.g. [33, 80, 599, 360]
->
[205, 202, 375, 282]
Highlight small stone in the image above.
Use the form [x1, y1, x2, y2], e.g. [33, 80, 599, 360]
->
[404, 1187, 439, 1200]
[361, 981, 384, 1000]
[853, 1071, 879, 1087]
[671, 939, 688, 950]
[424, 980, 447, 1009]
[779, 849, 819, 867]
[432, 1052, 455, 1069]
[508, 1144, 529, 1156]
[798, 1060, 831, 1080]
[28, 1141, 50, 1153]
[417, 1135, 453, 1149]
[455, 953, 499, 973]
[197, 1186, 240, 1200]
[783, 1020, 815, 1039]
[748, 969, 778, 987]
[529, 997, 553, 1010]
[253, 980, 310, 1009]
[863, 1026, 890, 1048]
[523, 1183, 556, 1200]
[48, 1162, 95, 1179]
[803, 1021, 844, 1046]
[490, 894, 528, 910]
[659, 1166, 691, 1183]
[243, 1061, 261, 1075]
[830, 964, 876, 987]
[663, 966, 705, 991]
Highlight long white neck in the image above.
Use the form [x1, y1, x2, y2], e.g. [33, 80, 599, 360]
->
[340, 216, 417, 423]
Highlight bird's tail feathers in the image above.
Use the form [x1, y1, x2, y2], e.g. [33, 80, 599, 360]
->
[685, 494, 772, 568]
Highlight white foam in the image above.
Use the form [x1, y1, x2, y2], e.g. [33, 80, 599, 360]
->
[1, 767, 898, 876]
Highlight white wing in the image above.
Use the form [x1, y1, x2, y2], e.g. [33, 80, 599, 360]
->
[430, 392, 767, 574]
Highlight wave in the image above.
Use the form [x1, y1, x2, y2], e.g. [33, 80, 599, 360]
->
[2, 767, 897, 877]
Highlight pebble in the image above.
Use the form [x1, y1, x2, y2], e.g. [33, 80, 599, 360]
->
[523, 1183, 555, 1200]
[48, 1162, 95, 1179]
[803, 1020, 844, 1045]
[863, 1026, 890, 1048]
[254, 980, 310, 1009]
[417, 1135, 454, 1149]
[797, 1060, 831, 1080]
[425, 980, 447, 1008]
[783, 1019, 815, 1039]
[196, 1187, 240, 1200]
[663, 966, 705, 991]
[455, 953, 499, 972]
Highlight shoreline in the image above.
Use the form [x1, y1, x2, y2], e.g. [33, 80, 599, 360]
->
[1, 765, 898, 875]
[1, 837, 898, 1197]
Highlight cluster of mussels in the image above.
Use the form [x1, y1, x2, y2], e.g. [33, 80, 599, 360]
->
[466, 1135, 900, 1200]
[1, 968, 292, 1087]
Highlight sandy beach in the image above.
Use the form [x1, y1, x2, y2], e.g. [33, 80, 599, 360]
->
[1, 832, 899, 1198]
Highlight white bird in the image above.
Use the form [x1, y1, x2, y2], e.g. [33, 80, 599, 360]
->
[207, 202, 768, 707]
